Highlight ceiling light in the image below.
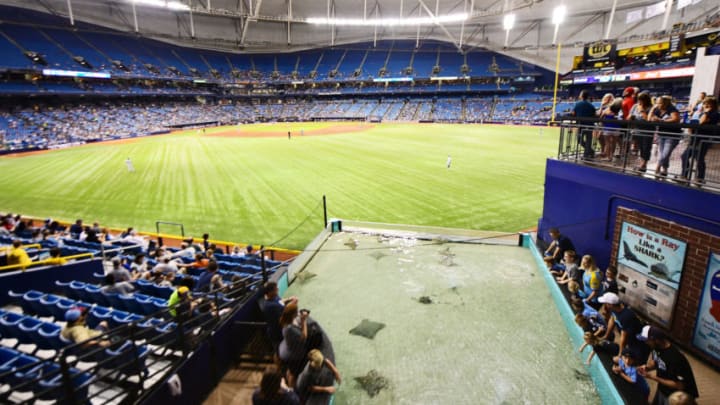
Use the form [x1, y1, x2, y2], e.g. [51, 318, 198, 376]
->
[131, 0, 190, 11]
[503, 14, 515, 30]
[552, 5, 566, 25]
[307, 13, 468, 26]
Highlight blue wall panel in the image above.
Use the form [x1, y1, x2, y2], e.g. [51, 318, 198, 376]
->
[539, 159, 720, 270]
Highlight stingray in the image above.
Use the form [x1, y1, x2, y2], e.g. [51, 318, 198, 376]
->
[354, 370, 389, 397]
[344, 238, 359, 250]
[418, 296, 433, 304]
[349, 319, 386, 339]
[296, 271, 317, 282]
[572, 368, 591, 381]
[368, 251, 388, 261]
[438, 246, 456, 258]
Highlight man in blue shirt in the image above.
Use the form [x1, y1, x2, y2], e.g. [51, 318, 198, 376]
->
[195, 260, 223, 292]
[261, 281, 298, 349]
[572, 90, 597, 159]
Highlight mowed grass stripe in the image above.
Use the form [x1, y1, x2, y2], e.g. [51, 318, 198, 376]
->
[0, 124, 558, 249]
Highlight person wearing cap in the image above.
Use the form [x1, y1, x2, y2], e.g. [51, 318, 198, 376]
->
[109, 256, 135, 282]
[61, 307, 110, 347]
[296, 349, 342, 405]
[167, 283, 197, 319]
[598, 292, 649, 364]
[613, 347, 650, 400]
[637, 325, 699, 404]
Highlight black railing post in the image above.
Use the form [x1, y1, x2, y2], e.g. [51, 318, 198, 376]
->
[59, 351, 77, 405]
[260, 251, 268, 283]
[323, 195, 328, 228]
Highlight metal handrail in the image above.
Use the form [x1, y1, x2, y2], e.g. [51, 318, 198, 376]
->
[0, 252, 95, 272]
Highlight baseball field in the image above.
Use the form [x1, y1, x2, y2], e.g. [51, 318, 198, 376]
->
[0, 123, 559, 249]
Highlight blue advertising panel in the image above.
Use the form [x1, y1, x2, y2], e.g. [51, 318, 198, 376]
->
[692, 253, 720, 362]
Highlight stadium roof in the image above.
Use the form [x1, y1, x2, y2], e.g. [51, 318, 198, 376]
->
[1, 0, 717, 70]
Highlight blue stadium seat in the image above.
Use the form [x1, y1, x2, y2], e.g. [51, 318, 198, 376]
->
[0, 311, 24, 338]
[103, 341, 149, 377]
[36, 322, 71, 351]
[16, 317, 44, 345]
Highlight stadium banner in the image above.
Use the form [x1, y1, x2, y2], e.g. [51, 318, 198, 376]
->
[583, 41, 617, 64]
[693, 252, 720, 362]
[616, 221, 688, 327]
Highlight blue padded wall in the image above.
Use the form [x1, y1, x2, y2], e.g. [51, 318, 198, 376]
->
[538, 159, 720, 270]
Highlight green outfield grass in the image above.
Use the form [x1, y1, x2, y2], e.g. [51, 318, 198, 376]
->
[0, 123, 558, 249]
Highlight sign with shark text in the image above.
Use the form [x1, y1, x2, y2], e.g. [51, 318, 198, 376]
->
[616, 221, 688, 327]
[617, 222, 687, 289]
[692, 252, 720, 362]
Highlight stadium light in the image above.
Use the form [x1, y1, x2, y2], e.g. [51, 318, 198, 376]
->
[130, 0, 190, 11]
[503, 14, 515, 30]
[306, 13, 468, 26]
[552, 5, 566, 25]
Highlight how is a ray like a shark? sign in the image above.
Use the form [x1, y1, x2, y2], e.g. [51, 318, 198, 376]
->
[616, 221, 688, 327]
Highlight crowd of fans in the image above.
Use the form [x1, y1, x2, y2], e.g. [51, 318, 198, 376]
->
[544, 227, 700, 405]
[569, 86, 718, 185]
[3, 95, 698, 151]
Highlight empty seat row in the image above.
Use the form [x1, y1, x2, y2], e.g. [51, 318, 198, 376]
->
[53, 281, 169, 315]
[0, 345, 93, 402]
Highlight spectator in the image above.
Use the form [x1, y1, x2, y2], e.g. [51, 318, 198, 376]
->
[681, 96, 718, 184]
[553, 250, 579, 281]
[637, 326, 699, 404]
[167, 285, 196, 319]
[60, 307, 110, 348]
[571, 90, 596, 159]
[252, 365, 300, 405]
[195, 260, 223, 292]
[599, 292, 649, 365]
[578, 255, 604, 309]
[296, 349, 342, 405]
[668, 391, 697, 405]
[613, 348, 650, 401]
[650, 95, 682, 177]
[261, 281, 298, 349]
[578, 331, 605, 365]
[279, 304, 335, 389]
[190, 253, 209, 268]
[602, 265, 619, 295]
[101, 274, 135, 295]
[109, 257, 135, 282]
[7, 240, 33, 269]
[69, 219, 83, 237]
[543, 228, 575, 269]
[629, 92, 654, 173]
[600, 99, 623, 162]
[45, 247, 67, 265]
[594, 93, 615, 157]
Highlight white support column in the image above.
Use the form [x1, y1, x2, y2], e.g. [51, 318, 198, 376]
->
[287, 0, 292, 45]
[604, 0, 617, 39]
[661, 0, 673, 31]
[373, 3, 378, 47]
[132, 0, 139, 32]
[416, 4, 421, 48]
[400, 0, 403, 18]
[459, 0, 466, 48]
[189, 0, 195, 38]
[66, 0, 74, 26]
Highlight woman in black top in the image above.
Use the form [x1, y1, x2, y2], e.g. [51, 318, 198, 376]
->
[681, 96, 719, 183]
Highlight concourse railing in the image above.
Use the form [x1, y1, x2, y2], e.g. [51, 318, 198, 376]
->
[556, 116, 720, 191]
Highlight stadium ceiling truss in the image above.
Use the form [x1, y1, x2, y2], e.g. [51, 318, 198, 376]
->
[3, 0, 719, 70]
